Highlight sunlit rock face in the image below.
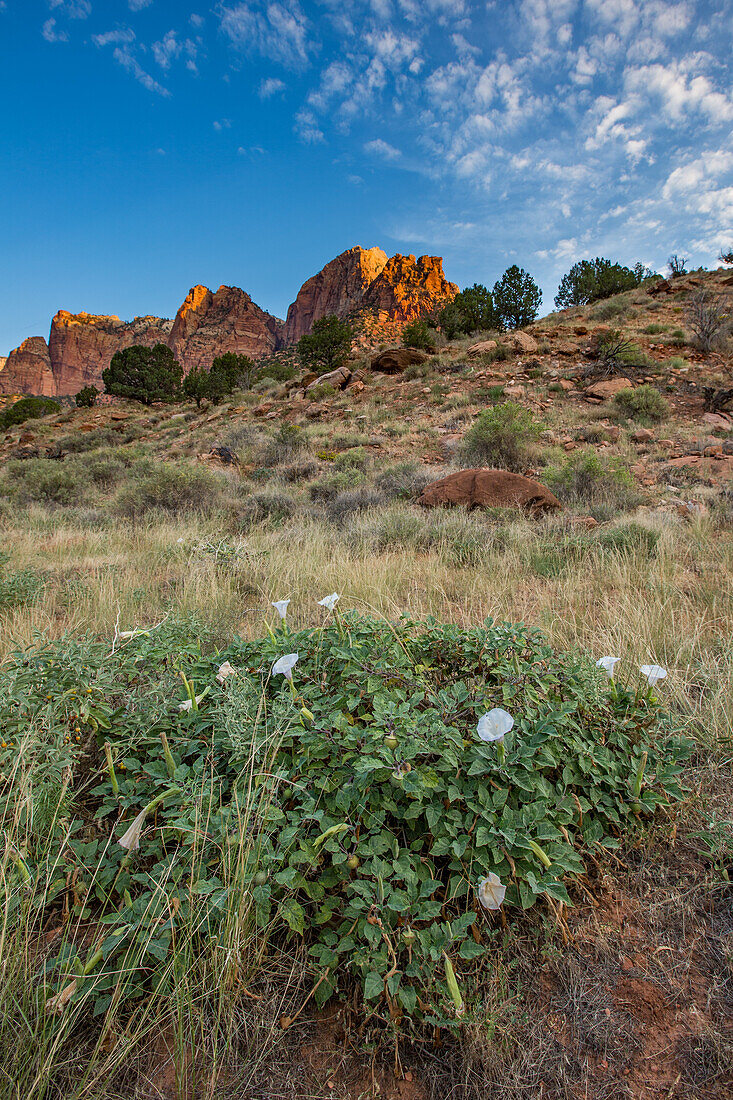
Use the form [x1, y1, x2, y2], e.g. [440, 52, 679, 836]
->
[169, 285, 281, 371]
[282, 246, 389, 344]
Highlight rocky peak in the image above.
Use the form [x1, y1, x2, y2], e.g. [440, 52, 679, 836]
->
[169, 284, 281, 370]
[361, 254, 458, 322]
[0, 337, 53, 396]
[47, 310, 173, 396]
[283, 246, 389, 344]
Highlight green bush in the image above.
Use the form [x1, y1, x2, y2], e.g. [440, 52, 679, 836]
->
[102, 344, 182, 405]
[0, 396, 61, 430]
[591, 299, 629, 321]
[0, 458, 89, 505]
[612, 385, 669, 425]
[298, 315, 354, 375]
[540, 451, 642, 517]
[0, 561, 47, 609]
[402, 319, 436, 351]
[460, 402, 542, 471]
[74, 385, 99, 408]
[597, 522, 659, 557]
[113, 463, 222, 518]
[3, 617, 689, 1024]
[554, 258, 650, 309]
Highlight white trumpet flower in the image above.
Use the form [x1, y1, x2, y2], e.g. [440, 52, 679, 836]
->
[596, 656, 621, 680]
[318, 593, 340, 611]
[477, 873, 506, 911]
[640, 664, 667, 688]
[118, 807, 148, 852]
[178, 694, 205, 711]
[272, 653, 299, 682]
[272, 599, 290, 619]
[477, 708, 514, 743]
[216, 661, 237, 684]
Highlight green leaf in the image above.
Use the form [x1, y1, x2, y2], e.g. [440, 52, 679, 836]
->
[364, 971, 384, 1000]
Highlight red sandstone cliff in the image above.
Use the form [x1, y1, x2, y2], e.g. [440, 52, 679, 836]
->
[283, 246, 389, 344]
[0, 337, 54, 396]
[361, 254, 459, 322]
[169, 285, 280, 370]
[46, 312, 173, 397]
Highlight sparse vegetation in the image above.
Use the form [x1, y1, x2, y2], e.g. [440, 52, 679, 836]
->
[686, 288, 731, 352]
[0, 395, 61, 429]
[460, 401, 542, 470]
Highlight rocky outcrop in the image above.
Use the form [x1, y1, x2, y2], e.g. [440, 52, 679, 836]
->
[361, 254, 458, 323]
[283, 247, 388, 344]
[169, 285, 280, 371]
[418, 469, 562, 515]
[0, 337, 54, 396]
[371, 348, 429, 373]
[46, 311, 173, 396]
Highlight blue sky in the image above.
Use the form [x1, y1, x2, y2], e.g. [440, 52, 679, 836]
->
[1, 0, 732, 354]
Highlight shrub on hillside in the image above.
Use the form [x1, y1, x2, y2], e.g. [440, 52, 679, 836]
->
[0, 396, 60, 430]
[113, 463, 221, 517]
[612, 385, 669, 424]
[74, 385, 99, 408]
[102, 344, 183, 405]
[260, 423, 309, 466]
[460, 401, 542, 471]
[492, 266, 542, 329]
[0, 458, 89, 506]
[540, 450, 643, 518]
[402, 319, 436, 351]
[7, 617, 689, 1022]
[298, 315, 354, 375]
[554, 257, 650, 309]
[685, 289, 731, 352]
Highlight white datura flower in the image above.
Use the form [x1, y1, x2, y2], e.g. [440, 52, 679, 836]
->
[640, 664, 667, 687]
[118, 808, 148, 852]
[272, 653, 299, 682]
[272, 599, 290, 619]
[477, 873, 506, 911]
[216, 661, 237, 684]
[596, 656, 621, 680]
[318, 593, 340, 611]
[477, 708, 514, 743]
[178, 694, 205, 711]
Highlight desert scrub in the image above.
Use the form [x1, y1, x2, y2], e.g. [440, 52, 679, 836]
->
[0, 616, 690, 1030]
[460, 402, 542, 471]
[113, 462, 225, 518]
[0, 553, 46, 609]
[540, 450, 643, 519]
[612, 385, 669, 425]
[0, 457, 91, 506]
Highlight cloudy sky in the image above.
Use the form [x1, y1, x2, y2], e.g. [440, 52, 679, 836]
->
[2, 0, 731, 353]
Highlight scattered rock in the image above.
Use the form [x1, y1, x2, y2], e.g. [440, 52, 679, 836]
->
[702, 412, 732, 430]
[418, 468, 562, 515]
[647, 278, 673, 296]
[504, 331, 538, 354]
[305, 366, 351, 394]
[631, 428, 655, 444]
[584, 377, 633, 401]
[467, 340, 498, 357]
[371, 348, 429, 374]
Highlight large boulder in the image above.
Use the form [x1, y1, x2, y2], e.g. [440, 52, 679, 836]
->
[418, 469, 562, 515]
[467, 340, 498, 357]
[584, 377, 633, 401]
[371, 348, 428, 374]
[304, 366, 352, 393]
[505, 331, 538, 354]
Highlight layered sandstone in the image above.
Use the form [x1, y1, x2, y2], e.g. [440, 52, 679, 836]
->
[48, 312, 173, 396]
[361, 254, 458, 323]
[0, 337, 54, 396]
[169, 285, 280, 370]
[283, 246, 389, 344]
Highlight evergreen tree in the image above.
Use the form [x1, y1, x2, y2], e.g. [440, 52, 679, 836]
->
[492, 266, 542, 329]
[102, 344, 182, 405]
[298, 315, 354, 374]
[554, 257, 650, 309]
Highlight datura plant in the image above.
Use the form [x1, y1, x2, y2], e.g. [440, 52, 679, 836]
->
[0, 614, 690, 1028]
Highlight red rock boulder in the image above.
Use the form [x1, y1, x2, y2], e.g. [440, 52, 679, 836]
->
[371, 348, 428, 373]
[418, 468, 562, 515]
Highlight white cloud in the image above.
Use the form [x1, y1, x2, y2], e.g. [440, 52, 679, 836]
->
[93, 28, 135, 47]
[219, 1, 311, 67]
[624, 60, 733, 122]
[128, 0, 152, 10]
[364, 138, 402, 159]
[259, 76, 286, 98]
[112, 45, 170, 96]
[49, 0, 91, 17]
[152, 30, 198, 72]
[42, 18, 68, 42]
[190, 13, 204, 27]
[213, 118, 232, 130]
[294, 109, 324, 143]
